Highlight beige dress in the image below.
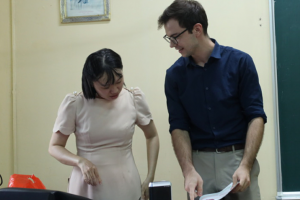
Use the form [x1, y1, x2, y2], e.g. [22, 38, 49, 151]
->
[53, 87, 152, 200]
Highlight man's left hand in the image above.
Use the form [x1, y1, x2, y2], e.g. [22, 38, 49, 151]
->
[231, 165, 251, 193]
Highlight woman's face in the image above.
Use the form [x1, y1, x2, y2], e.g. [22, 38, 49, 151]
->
[93, 70, 124, 101]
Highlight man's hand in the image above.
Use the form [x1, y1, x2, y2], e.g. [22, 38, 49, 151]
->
[184, 169, 203, 200]
[231, 117, 264, 193]
[231, 165, 251, 193]
[171, 129, 202, 199]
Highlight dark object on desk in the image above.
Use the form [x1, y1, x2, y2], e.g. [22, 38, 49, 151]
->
[0, 187, 91, 200]
[0, 174, 3, 186]
[149, 181, 172, 200]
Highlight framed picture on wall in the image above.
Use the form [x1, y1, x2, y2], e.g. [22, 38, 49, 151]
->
[60, 0, 110, 23]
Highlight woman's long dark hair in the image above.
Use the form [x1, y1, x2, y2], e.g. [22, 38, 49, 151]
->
[82, 48, 123, 99]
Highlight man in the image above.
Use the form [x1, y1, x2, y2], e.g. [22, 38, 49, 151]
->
[158, 1, 267, 200]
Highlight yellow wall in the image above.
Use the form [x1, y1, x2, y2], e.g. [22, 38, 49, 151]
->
[2, 0, 276, 199]
[0, 0, 13, 189]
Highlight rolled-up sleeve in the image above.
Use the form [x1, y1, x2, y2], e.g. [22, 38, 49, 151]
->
[238, 54, 267, 123]
[165, 71, 191, 133]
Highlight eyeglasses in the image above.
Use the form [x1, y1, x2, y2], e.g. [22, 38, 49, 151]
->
[163, 29, 188, 45]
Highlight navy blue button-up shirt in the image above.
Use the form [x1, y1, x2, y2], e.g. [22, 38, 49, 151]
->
[165, 39, 267, 149]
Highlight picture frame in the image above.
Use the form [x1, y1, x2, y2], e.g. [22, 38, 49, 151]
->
[60, 0, 110, 23]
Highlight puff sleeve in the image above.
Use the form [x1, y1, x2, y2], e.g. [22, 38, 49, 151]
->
[52, 94, 77, 135]
[132, 87, 153, 126]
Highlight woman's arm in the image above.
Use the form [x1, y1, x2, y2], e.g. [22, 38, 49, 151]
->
[48, 131, 101, 186]
[138, 120, 160, 200]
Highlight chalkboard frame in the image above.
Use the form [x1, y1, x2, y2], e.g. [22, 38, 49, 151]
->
[270, 0, 300, 199]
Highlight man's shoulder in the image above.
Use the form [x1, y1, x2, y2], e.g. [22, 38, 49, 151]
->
[166, 57, 187, 75]
[219, 44, 256, 70]
[220, 44, 251, 59]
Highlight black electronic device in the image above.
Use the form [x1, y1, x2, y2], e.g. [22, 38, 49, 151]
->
[0, 187, 91, 200]
[149, 181, 172, 200]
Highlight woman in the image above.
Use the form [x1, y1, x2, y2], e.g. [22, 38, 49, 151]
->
[49, 48, 159, 200]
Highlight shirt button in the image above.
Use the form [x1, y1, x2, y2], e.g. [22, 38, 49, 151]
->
[205, 87, 208, 90]
[204, 68, 207, 71]
[208, 107, 211, 110]
[213, 127, 216, 130]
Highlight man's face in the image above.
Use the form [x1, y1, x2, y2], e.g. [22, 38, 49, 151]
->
[164, 19, 197, 57]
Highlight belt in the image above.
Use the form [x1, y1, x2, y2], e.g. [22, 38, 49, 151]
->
[194, 144, 245, 153]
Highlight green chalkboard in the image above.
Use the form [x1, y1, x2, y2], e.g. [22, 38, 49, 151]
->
[275, 0, 300, 192]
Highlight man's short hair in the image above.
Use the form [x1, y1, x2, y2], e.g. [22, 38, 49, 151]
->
[158, 0, 208, 35]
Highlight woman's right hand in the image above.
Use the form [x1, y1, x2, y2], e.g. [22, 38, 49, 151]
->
[49, 132, 101, 186]
[77, 158, 101, 186]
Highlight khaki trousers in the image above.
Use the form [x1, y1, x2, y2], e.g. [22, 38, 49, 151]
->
[190, 149, 260, 200]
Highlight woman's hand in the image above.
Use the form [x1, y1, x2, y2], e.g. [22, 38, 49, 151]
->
[48, 131, 101, 186]
[138, 120, 159, 200]
[141, 177, 152, 200]
[77, 158, 101, 186]
[49, 132, 102, 186]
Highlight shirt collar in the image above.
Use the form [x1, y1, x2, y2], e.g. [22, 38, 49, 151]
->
[183, 38, 221, 67]
[210, 38, 221, 59]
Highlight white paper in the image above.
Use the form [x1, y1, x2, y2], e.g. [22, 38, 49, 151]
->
[199, 182, 238, 200]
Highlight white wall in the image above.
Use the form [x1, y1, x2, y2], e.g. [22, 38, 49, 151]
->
[1, 0, 276, 199]
[0, 0, 13, 189]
